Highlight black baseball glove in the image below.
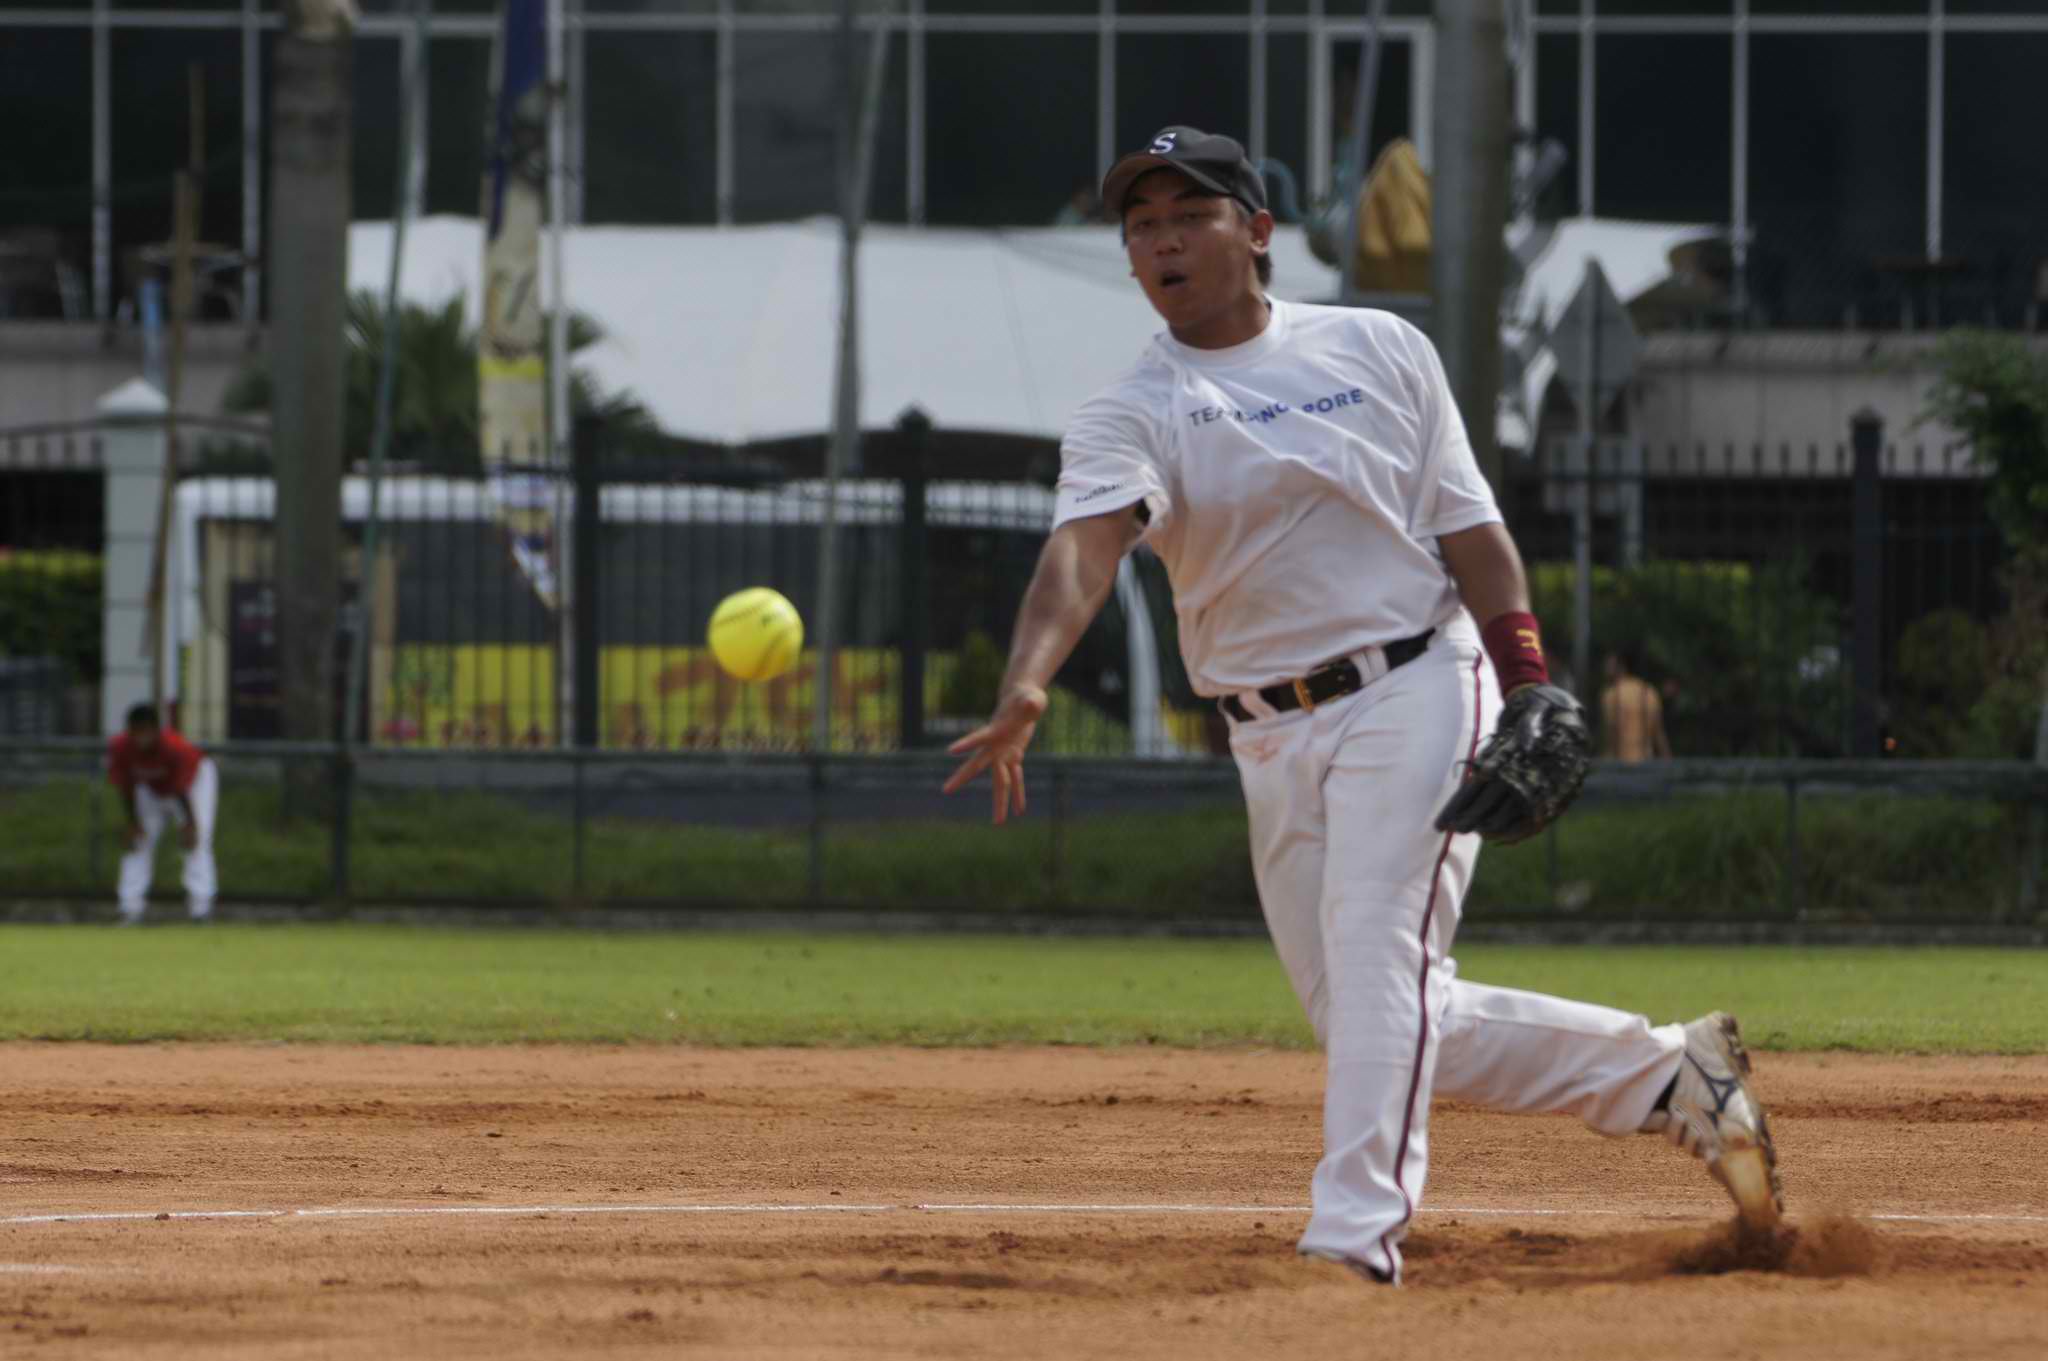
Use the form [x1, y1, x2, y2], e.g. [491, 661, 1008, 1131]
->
[1434, 683, 1590, 844]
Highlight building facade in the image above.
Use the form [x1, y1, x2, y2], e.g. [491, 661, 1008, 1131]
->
[3, 2, 2045, 337]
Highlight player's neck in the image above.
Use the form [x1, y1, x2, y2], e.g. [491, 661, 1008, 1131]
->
[1168, 291, 1271, 351]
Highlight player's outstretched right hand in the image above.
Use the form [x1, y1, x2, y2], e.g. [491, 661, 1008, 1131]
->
[941, 684, 1049, 826]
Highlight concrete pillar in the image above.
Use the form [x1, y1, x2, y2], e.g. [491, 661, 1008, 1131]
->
[97, 377, 168, 737]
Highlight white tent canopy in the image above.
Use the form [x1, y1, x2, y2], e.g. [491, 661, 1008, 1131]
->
[349, 217, 1344, 447]
[347, 214, 1717, 451]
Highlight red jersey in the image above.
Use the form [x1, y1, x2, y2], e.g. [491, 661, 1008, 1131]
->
[107, 728, 204, 797]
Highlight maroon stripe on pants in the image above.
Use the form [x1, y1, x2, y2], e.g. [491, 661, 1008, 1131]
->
[1377, 652, 1485, 1275]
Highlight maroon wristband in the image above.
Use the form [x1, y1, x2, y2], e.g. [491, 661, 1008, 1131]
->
[1481, 611, 1550, 694]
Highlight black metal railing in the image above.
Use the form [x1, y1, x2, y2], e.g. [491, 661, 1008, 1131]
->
[2, 738, 2043, 929]
[0, 411, 2022, 765]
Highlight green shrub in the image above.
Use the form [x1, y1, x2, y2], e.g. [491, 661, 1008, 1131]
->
[1, 772, 2031, 923]
[1891, 608, 1993, 757]
[937, 629, 1006, 717]
[1528, 558, 1848, 756]
[0, 550, 102, 682]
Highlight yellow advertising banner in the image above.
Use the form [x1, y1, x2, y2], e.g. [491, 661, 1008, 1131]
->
[376, 645, 905, 751]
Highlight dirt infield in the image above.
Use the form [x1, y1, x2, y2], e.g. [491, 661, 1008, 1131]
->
[2, 1045, 2044, 1359]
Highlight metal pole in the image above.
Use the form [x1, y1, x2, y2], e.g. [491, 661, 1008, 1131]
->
[331, 750, 352, 900]
[808, 756, 826, 904]
[1430, 0, 1510, 495]
[243, 0, 263, 323]
[1572, 257, 1595, 705]
[1927, 0, 1944, 266]
[1850, 409, 1884, 758]
[92, 0, 110, 323]
[348, 0, 430, 752]
[897, 408, 931, 750]
[1783, 775, 1802, 922]
[1337, 0, 1389, 306]
[1049, 765, 1070, 905]
[572, 750, 587, 902]
[1545, 818, 1559, 909]
[814, 1, 892, 755]
[271, 3, 352, 804]
[86, 751, 103, 884]
[2017, 695, 2048, 922]
[1731, 0, 1750, 320]
[572, 417, 600, 748]
[548, 0, 574, 746]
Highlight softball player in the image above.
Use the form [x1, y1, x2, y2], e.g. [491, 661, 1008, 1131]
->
[107, 702, 218, 924]
[945, 127, 1780, 1284]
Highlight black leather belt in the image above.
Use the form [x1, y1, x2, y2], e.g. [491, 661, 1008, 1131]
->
[1219, 630, 1435, 723]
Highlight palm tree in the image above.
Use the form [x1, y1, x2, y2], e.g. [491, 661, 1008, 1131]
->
[219, 290, 663, 474]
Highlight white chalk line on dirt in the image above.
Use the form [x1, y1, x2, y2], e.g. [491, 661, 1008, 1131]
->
[3, 1202, 2046, 1229]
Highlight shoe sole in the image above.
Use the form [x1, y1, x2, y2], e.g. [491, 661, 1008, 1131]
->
[1704, 1014, 1783, 1231]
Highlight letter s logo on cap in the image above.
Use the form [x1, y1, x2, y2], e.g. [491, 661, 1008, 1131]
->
[1151, 131, 1178, 154]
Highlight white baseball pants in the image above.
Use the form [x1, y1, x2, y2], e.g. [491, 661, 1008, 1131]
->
[118, 758, 219, 922]
[1227, 617, 1684, 1283]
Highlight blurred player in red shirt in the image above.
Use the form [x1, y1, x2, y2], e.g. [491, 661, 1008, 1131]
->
[106, 703, 218, 924]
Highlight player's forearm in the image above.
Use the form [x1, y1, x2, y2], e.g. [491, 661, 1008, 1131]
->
[999, 519, 1129, 695]
[1441, 522, 1553, 694]
[1439, 522, 1530, 624]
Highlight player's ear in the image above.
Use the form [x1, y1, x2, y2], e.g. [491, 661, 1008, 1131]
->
[1248, 208, 1276, 254]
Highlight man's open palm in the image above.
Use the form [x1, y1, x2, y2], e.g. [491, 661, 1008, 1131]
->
[941, 685, 1048, 825]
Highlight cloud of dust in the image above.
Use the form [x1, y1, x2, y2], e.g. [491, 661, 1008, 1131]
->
[1663, 1213, 1882, 1278]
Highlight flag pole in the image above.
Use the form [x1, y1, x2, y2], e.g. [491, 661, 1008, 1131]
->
[546, 0, 574, 746]
[813, 0, 891, 755]
[346, 0, 432, 751]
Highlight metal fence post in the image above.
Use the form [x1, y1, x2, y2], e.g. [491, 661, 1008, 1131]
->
[85, 750, 104, 886]
[330, 750, 352, 903]
[2017, 696, 2048, 922]
[572, 752, 587, 904]
[1850, 409, 1884, 757]
[572, 416, 602, 750]
[897, 407, 931, 750]
[808, 756, 826, 905]
[1048, 765, 1070, 905]
[1782, 775, 1803, 922]
[1545, 818, 1560, 909]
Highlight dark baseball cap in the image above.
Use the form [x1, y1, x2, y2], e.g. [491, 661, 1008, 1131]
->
[1101, 126, 1268, 221]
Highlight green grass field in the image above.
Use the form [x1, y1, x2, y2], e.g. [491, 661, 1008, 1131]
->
[0, 925, 2041, 1053]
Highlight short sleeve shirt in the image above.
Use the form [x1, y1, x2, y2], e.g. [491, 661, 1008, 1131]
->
[107, 729, 204, 797]
[1052, 300, 1502, 696]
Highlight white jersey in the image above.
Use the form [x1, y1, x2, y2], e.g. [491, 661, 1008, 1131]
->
[1051, 300, 1502, 697]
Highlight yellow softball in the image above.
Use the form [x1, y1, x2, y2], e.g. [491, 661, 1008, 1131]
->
[707, 587, 805, 682]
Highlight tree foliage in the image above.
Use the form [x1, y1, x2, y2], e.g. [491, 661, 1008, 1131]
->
[1918, 330, 2048, 758]
[1921, 329, 2048, 558]
[1528, 559, 1848, 758]
[218, 290, 664, 474]
[0, 550, 102, 681]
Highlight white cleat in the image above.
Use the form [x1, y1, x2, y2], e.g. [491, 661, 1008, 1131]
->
[1300, 1249, 1395, 1286]
[1642, 1012, 1784, 1231]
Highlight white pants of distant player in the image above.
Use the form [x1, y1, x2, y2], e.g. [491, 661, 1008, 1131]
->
[117, 758, 219, 923]
[1227, 615, 1686, 1284]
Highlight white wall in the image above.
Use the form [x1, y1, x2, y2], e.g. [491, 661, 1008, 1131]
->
[0, 322, 252, 432]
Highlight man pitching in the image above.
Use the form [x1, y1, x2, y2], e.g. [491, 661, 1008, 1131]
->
[107, 703, 218, 925]
[944, 127, 1780, 1283]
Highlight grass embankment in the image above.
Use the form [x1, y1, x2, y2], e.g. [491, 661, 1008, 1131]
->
[0, 926, 2040, 1053]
